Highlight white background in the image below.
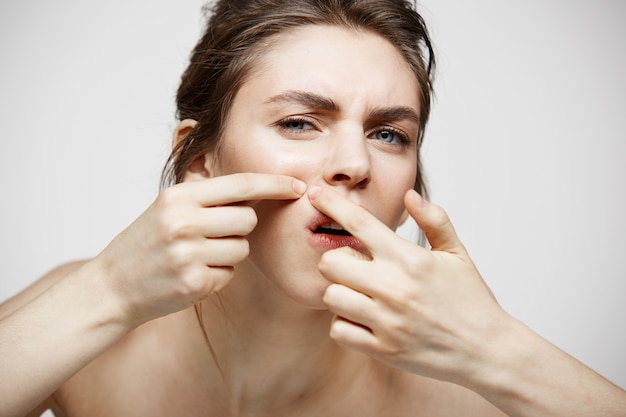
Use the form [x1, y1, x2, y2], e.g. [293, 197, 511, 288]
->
[1, 0, 624, 391]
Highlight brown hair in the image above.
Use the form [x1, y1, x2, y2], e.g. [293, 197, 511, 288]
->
[161, 0, 435, 197]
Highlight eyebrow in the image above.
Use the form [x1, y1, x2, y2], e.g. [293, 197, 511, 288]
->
[265, 91, 339, 112]
[265, 90, 420, 124]
[368, 106, 420, 125]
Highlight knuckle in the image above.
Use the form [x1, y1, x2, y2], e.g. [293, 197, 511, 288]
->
[329, 317, 350, 341]
[209, 266, 235, 292]
[378, 340, 406, 359]
[399, 245, 433, 276]
[153, 195, 190, 243]
[235, 238, 251, 260]
[180, 268, 210, 297]
[217, 238, 250, 264]
[318, 250, 338, 274]
[328, 321, 344, 341]
[164, 241, 195, 271]
[383, 283, 415, 312]
[345, 210, 371, 232]
[156, 186, 182, 208]
[429, 204, 451, 229]
[162, 218, 192, 242]
[323, 283, 341, 304]
[232, 173, 257, 197]
[320, 248, 344, 265]
[272, 174, 293, 193]
[180, 265, 235, 298]
[397, 291, 422, 316]
[240, 206, 258, 232]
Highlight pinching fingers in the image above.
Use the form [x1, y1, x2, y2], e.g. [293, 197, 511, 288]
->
[308, 186, 396, 257]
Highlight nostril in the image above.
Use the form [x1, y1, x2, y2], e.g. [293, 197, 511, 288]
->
[330, 173, 370, 188]
[332, 173, 351, 182]
[356, 177, 370, 189]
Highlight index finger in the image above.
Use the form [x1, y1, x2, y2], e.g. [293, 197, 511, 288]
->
[307, 186, 396, 257]
[184, 173, 307, 206]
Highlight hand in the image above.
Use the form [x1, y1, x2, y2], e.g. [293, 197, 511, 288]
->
[309, 186, 508, 384]
[92, 173, 306, 326]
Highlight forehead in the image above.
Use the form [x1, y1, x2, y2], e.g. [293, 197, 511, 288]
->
[239, 24, 421, 111]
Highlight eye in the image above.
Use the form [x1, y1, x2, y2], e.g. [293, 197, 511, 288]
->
[277, 117, 315, 132]
[274, 116, 320, 140]
[370, 127, 410, 145]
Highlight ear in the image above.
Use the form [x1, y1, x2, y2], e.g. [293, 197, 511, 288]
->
[172, 118, 198, 149]
[172, 119, 212, 182]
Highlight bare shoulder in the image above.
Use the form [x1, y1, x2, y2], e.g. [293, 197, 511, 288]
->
[53, 308, 210, 417]
[0, 260, 90, 320]
[390, 371, 508, 417]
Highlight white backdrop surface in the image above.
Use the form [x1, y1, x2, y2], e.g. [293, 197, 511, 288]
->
[1, 0, 624, 389]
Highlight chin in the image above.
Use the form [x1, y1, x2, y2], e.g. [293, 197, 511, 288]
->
[234, 252, 333, 310]
[274, 268, 333, 311]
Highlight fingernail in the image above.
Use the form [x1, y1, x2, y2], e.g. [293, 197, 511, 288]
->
[292, 179, 307, 194]
[308, 186, 321, 200]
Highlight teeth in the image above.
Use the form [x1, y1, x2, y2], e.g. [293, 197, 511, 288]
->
[321, 222, 344, 230]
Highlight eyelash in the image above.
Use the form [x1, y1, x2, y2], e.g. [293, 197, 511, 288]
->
[275, 116, 412, 147]
[276, 116, 317, 134]
[368, 126, 411, 146]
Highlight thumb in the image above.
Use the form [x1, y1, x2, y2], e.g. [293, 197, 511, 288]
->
[404, 190, 465, 254]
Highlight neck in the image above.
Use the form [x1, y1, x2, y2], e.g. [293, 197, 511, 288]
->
[195, 266, 369, 413]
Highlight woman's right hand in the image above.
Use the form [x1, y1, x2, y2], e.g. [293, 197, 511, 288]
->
[91, 173, 306, 326]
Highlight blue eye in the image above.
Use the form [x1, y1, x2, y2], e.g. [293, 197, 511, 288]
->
[374, 129, 401, 143]
[281, 119, 313, 131]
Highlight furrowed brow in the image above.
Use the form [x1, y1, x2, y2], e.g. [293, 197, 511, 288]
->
[265, 91, 339, 113]
[368, 106, 421, 125]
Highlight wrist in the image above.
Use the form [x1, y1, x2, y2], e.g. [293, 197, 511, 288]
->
[457, 312, 536, 410]
[454, 313, 626, 417]
[73, 258, 140, 332]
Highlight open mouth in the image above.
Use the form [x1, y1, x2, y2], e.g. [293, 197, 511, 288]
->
[308, 216, 364, 252]
[314, 222, 352, 236]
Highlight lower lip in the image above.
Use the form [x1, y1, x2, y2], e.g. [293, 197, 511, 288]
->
[308, 231, 366, 252]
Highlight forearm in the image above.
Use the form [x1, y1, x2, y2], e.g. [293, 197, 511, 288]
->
[0, 261, 133, 417]
[465, 315, 626, 417]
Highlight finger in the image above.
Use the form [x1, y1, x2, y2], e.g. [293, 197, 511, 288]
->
[318, 247, 381, 295]
[404, 190, 465, 254]
[198, 206, 258, 237]
[205, 265, 235, 293]
[165, 206, 258, 240]
[183, 265, 235, 297]
[181, 173, 307, 206]
[323, 283, 379, 329]
[329, 316, 378, 353]
[201, 237, 250, 266]
[307, 186, 397, 257]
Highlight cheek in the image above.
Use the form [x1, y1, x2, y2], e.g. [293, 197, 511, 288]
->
[370, 158, 416, 226]
[216, 137, 322, 180]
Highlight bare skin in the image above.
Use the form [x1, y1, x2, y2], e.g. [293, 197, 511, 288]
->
[44, 297, 506, 417]
[2, 25, 624, 417]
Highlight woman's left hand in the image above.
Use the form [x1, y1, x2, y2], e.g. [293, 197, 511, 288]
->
[308, 186, 510, 385]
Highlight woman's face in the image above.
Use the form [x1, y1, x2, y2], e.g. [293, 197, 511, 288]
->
[207, 25, 421, 308]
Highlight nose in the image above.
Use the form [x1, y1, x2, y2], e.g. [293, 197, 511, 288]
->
[322, 127, 371, 189]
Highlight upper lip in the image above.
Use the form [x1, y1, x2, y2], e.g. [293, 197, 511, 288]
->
[307, 212, 348, 234]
